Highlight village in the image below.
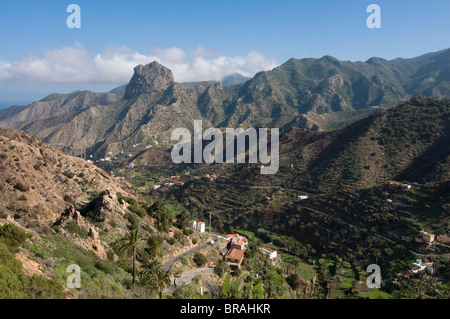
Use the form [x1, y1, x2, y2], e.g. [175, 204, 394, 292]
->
[178, 219, 278, 271]
[90, 147, 450, 297]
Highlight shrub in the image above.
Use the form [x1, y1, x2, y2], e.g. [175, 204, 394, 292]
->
[193, 252, 207, 267]
[128, 205, 147, 218]
[23, 242, 51, 259]
[95, 261, 115, 275]
[21, 274, 65, 299]
[14, 182, 29, 192]
[180, 256, 188, 266]
[0, 264, 22, 299]
[64, 221, 88, 238]
[173, 231, 184, 241]
[123, 212, 139, 230]
[0, 224, 29, 252]
[106, 250, 115, 261]
[62, 171, 74, 179]
[0, 243, 22, 274]
[109, 220, 118, 228]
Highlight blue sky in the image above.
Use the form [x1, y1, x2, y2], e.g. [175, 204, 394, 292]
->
[0, 0, 449, 107]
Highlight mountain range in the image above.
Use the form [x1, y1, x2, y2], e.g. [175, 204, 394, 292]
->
[0, 48, 449, 159]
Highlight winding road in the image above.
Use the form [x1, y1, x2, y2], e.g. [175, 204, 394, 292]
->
[163, 234, 220, 295]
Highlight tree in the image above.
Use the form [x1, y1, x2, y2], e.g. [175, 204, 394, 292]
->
[141, 259, 170, 299]
[214, 258, 228, 278]
[176, 210, 190, 229]
[149, 200, 171, 232]
[147, 235, 164, 259]
[118, 229, 144, 289]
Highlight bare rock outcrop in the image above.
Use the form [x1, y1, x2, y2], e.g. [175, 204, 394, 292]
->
[124, 61, 175, 99]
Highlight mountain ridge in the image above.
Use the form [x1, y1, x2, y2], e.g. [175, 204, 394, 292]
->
[0, 48, 449, 158]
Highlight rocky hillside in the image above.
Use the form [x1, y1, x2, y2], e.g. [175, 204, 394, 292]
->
[0, 128, 207, 298]
[0, 49, 449, 158]
[0, 128, 134, 220]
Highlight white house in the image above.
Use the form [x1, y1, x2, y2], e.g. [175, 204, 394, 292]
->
[152, 185, 161, 190]
[197, 222, 206, 233]
[187, 220, 197, 230]
[298, 195, 309, 201]
[259, 247, 277, 260]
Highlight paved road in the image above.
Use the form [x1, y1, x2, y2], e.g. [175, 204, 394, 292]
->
[167, 267, 215, 295]
[163, 235, 221, 295]
[162, 235, 218, 272]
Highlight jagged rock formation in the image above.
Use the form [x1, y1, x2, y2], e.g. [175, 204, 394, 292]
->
[124, 62, 175, 98]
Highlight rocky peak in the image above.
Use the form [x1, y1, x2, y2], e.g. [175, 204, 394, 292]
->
[124, 61, 175, 99]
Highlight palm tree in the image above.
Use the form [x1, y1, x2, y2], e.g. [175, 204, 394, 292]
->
[118, 229, 144, 289]
[141, 259, 170, 299]
[147, 235, 164, 259]
[214, 258, 228, 278]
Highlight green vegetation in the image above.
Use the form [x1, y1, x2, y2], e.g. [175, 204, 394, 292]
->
[117, 229, 144, 289]
[0, 224, 64, 299]
[193, 252, 207, 267]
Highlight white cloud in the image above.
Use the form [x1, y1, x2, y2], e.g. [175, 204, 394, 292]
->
[0, 44, 279, 86]
[191, 45, 221, 58]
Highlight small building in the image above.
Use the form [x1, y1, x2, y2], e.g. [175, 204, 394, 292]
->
[230, 237, 246, 250]
[415, 230, 435, 245]
[403, 184, 412, 189]
[187, 220, 197, 230]
[126, 163, 134, 169]
[197, 222, 206, 233]
[386, 199, 393, 204]
[226, 234, 240, 239]
[152, 185, 161, 190]
[259, 247, 277, 260]
[298, 195, 309, 201]
[224, 248, 245, 269]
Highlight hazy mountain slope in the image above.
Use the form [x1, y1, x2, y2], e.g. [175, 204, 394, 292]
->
[0, 91, 120, 142]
